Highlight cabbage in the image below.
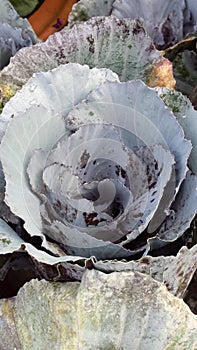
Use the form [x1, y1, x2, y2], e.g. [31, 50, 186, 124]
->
[0, 2, 196, 347]
[0, 63, 196, 260]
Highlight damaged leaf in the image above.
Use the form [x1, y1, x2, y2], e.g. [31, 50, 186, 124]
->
[0, 16, 175, 91]
[0, 270, 196, 349]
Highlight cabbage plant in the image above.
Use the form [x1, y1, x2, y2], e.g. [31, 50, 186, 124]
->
[0, 0, 37, 69]
[0, 63, 196, 260]
[0, 5, 196, 347]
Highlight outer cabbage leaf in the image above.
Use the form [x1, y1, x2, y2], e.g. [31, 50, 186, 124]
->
[0, 164, 19, 223]
[0, 218, 85, 264]
[1, 63, 118, 120]
[68, 0, 197, 49]
[0, 16, 175, 91]
[0, 0, 37, 69]
[0, 218, 85, 296]
[0, 23, 33, 69]
[68, 0, 112, 26]
[184, 0, 197, 33]
[0, 214, 196, 310]
[148, 171, 197, 251]
[0, 270, 196, 350]
[157, 87, 197, 174]
[93, 245, 197, 299]
[0, 63, 195, 259]
[0, 0, 37, 34]
[111, 0, 197, 49]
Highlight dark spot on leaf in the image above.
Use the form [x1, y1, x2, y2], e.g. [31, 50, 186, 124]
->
[132, 20, 145, 35]
[85, 259, 94, 269]
[115, 165, 120, 176]
[149, 181, 157, 190]
[145, 43, 155, 52]
[165, 282, 170, 288]
[87, 35, 95, 53]
[121, 168, 127, 179]
[140, 257, 150, 264]
[80, 150, 90, 169]
[111, 202, 122, 218]
[122, 25, 130, 38]
[55, 200, 62, 209]
[154, 162, 158, 170]
[56, 48, 67, 61]
[83, 212, 105, 226]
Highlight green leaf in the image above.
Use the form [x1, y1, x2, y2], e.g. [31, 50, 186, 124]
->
[9, 0, 41, 17]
